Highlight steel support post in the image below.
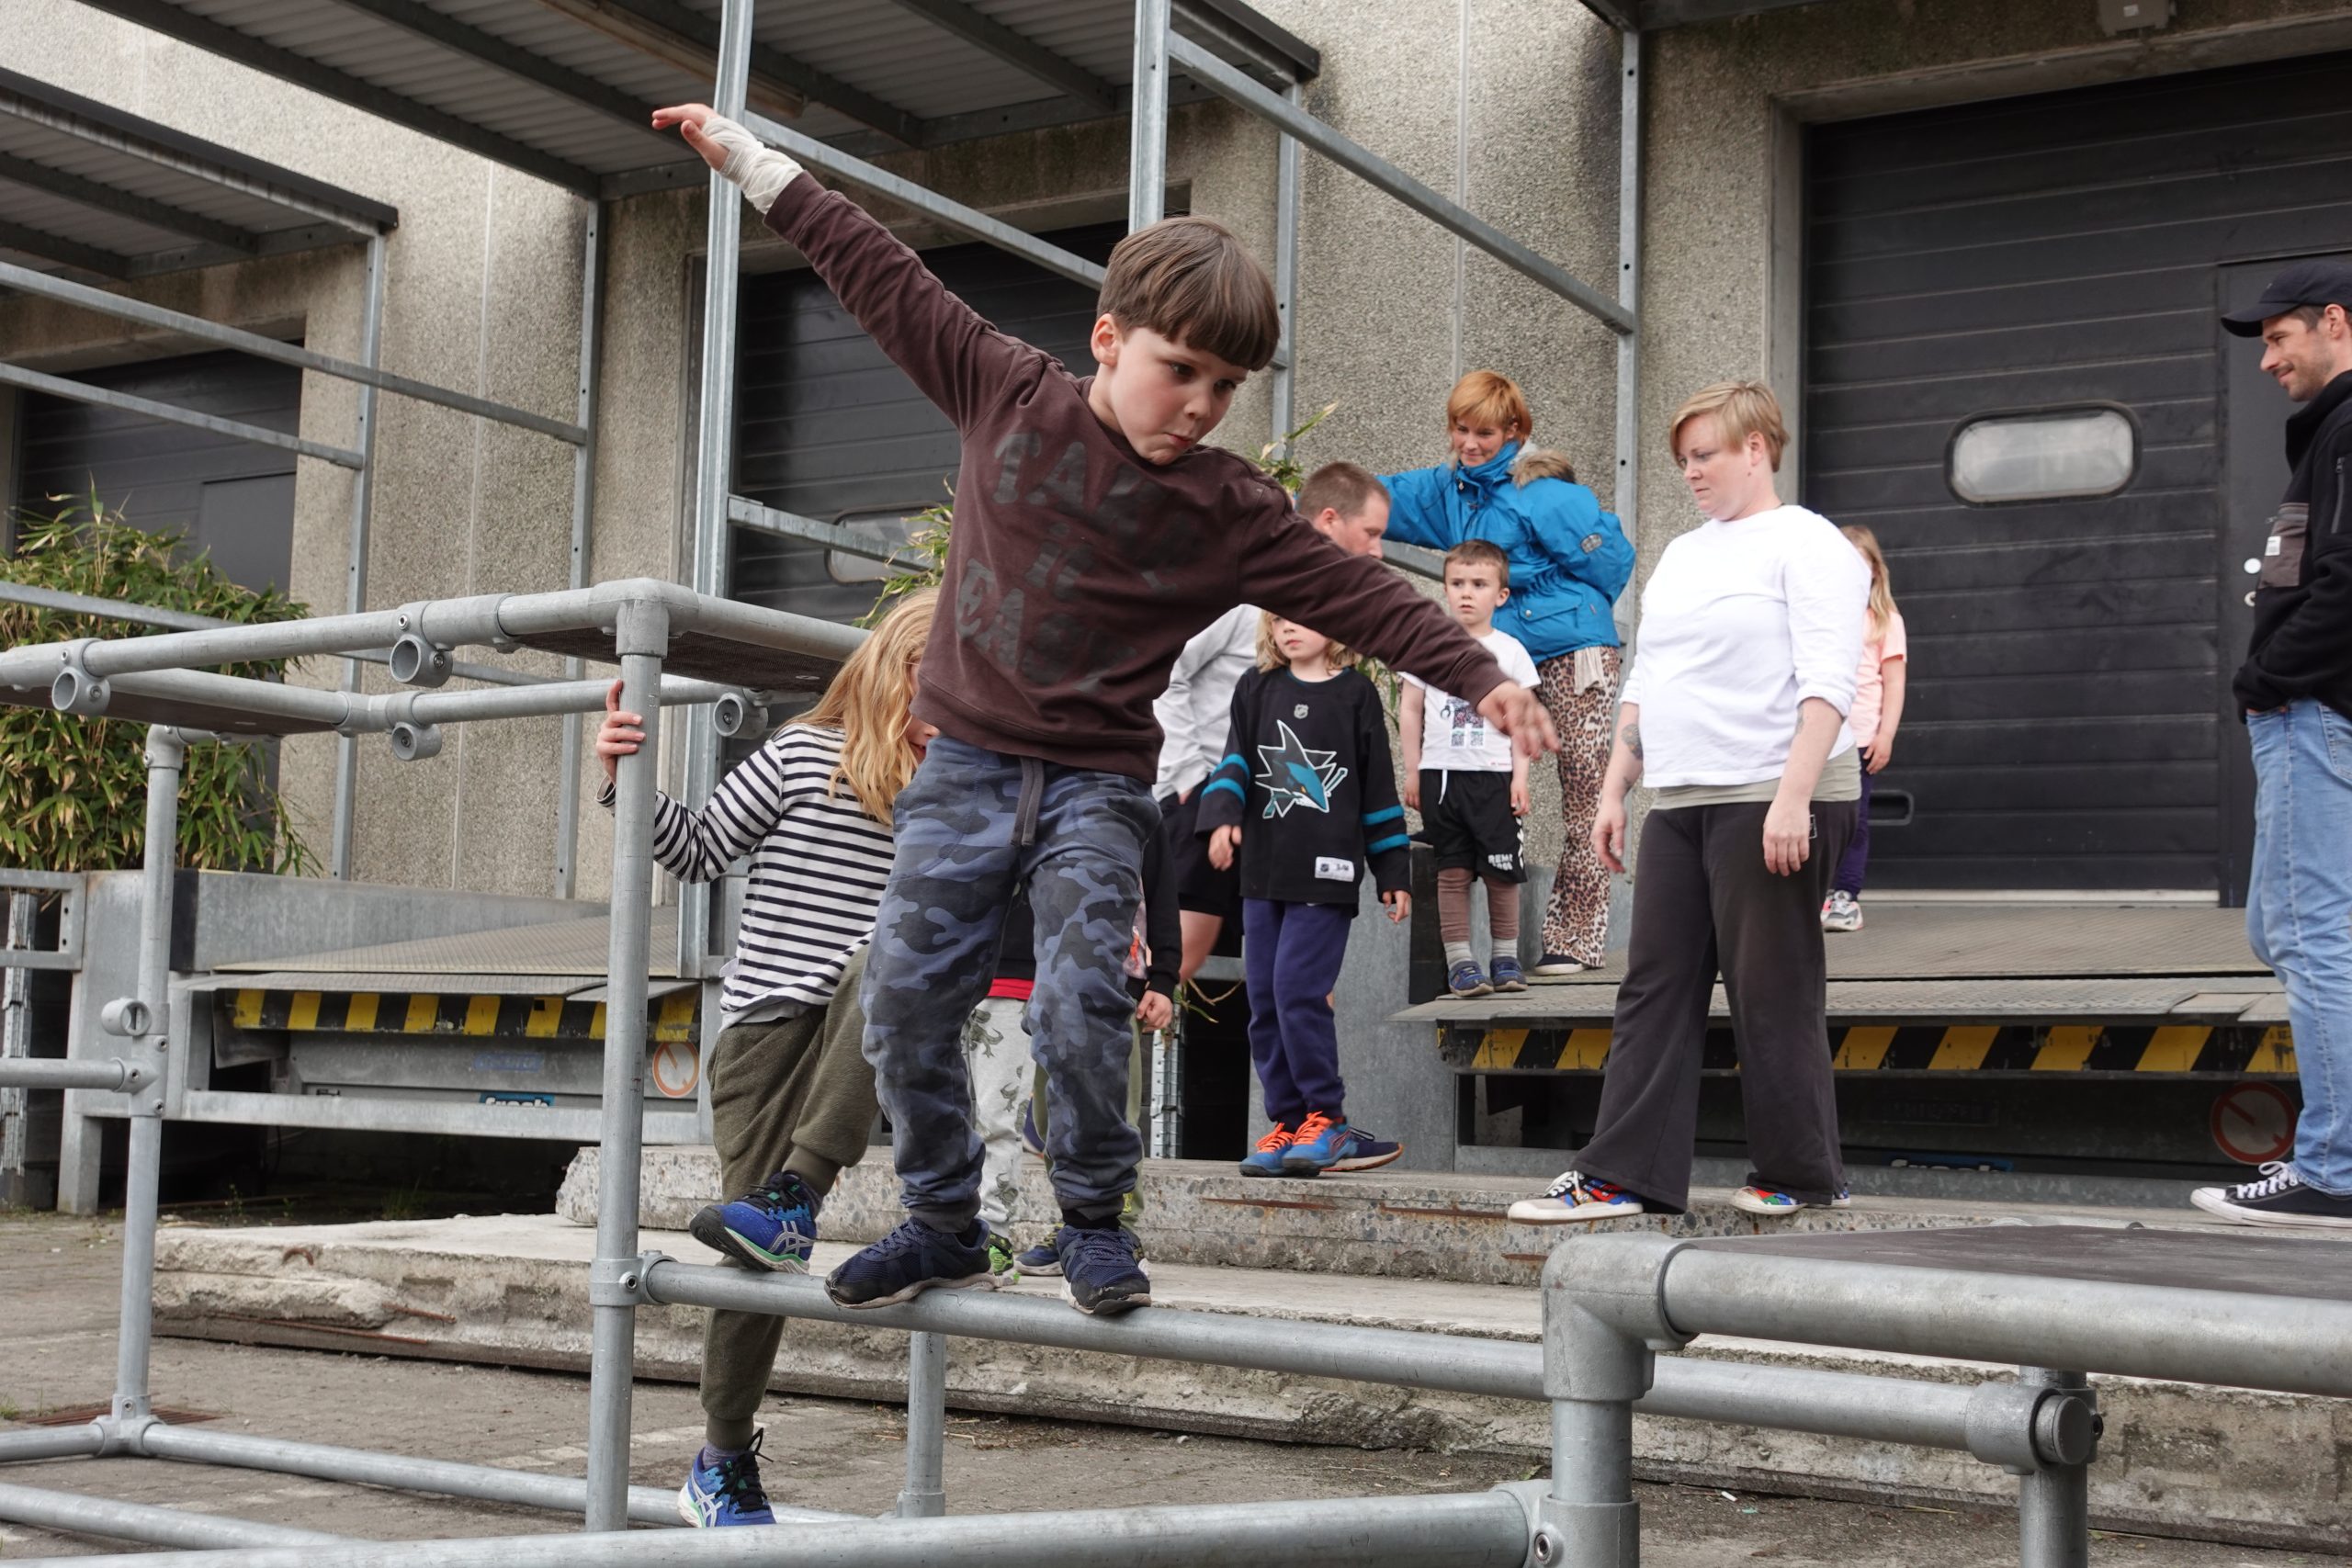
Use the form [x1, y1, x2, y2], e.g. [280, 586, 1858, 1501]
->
[1540, 1308, 1649, 1568]
[332, 231, 387, 881]
[1267, 85, 1301, 447]
[1128, 0, 1170, 232]
[582, 600, 669, 1532]
[896, 1330, 948, 1518]
[675, 0, 755, 978]
[2017, 1368, 2093, 1568]
[1, 890, 31, 1188]
[109, 727, 184, 1433]
[1611, 25, 1642, 639]
[555, 202, 605, 899]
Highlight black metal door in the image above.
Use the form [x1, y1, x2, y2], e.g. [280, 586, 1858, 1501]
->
[12, 349, 301, 593]
[729, 222, 1121, 626]
[1804, 51, 2352, 893]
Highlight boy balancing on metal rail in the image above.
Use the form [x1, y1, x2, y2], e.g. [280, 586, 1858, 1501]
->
[654, 101, 1556, 1317]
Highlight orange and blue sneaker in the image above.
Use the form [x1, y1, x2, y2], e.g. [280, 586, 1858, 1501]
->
[1238, 1122, 1296, 1178]
[1280, 1111, 1403, 1176]
[1506, 1169, 1645, 1224]
[678, 1429, 776, 1528]
[1732, 1183, 1814, 1216]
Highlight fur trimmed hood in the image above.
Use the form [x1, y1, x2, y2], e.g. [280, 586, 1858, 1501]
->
[1510, 446, 1577, 487]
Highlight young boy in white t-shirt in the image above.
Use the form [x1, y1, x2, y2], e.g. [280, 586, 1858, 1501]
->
[1401, 540, 1543, 997]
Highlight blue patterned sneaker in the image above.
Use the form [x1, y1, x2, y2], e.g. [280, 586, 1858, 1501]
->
[1488, 954, 1527, 993]
[1238, 1122, 1296, 1178]
[1731, 1183, 1811, 1216]
[1014, 1226, 1069, 1277]
[1057, 1224, 1151, 1315]
[689, 1170, 818, 1273]
[1447, 960, 1492, 999]
[1280, 1111, 1403, 1175]
[824, 1217, 998, 1308]
[1506, 1169, 1644, 1224]
[677, 1430, 775, 1528]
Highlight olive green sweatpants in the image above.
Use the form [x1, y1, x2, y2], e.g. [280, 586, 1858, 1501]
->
[700, 948, 878, 1450]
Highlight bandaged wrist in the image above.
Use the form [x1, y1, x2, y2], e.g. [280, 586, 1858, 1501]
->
[698, 112, 802, 214]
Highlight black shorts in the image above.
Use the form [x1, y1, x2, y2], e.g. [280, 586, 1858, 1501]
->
[1419, 770, 1525, 883]
[1159, 788, 1241, 919]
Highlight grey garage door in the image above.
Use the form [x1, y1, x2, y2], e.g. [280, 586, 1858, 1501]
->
[1804, 50, 2352, 897]
[12, 349, 301, 595]
[729, 222, 1121, 626]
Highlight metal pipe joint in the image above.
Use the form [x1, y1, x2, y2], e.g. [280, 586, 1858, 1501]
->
[1541, 1236, 1692, 1393]
[587, 1251, 669, 1308]
[52, 638, 110, 716]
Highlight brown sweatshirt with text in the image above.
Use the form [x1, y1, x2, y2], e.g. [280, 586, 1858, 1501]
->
[763, 176, 1510, 782]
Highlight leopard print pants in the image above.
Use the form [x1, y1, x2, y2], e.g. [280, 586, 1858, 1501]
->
[1537, 647, 1622, 965]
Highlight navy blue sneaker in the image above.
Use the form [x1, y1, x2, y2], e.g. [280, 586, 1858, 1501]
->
[1281, 1111, 1404, 1175]
[689, 1170, 818, 1273]
[1014, 1227, 1067, 1277]
[677, 1430, 775, 1528]
[824, 1217, 998, 1308]
[1057, 1224, 1151, 1315]
[1447, 960, 1492, 998]
[1488, 955, 1527, 993]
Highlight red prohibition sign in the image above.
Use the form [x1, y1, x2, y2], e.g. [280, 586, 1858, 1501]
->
[2209, 1081, 2297, 1166]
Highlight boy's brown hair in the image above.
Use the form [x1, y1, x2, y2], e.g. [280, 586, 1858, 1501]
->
[1446, 370, 1532, 438]
[1295, 460, 1385, 522]
[1668, 380, 1789, 472]
[1098, 217, 1281, 371]
[1442, 538, 1510, 590]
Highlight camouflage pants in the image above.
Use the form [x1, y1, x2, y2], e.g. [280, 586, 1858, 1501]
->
[861, 735, 1159, 1230]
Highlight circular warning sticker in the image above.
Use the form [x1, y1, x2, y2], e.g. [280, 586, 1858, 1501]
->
[650, 1039, 701, 1100]
[2209, 1081, 2296, 1166]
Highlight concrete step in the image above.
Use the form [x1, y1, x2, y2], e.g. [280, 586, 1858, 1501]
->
[557, 1148, 2245, 1290]
[148, 1213, 2348, 1553]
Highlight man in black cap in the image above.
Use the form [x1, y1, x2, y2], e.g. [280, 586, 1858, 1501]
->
[2192, 260, 2352, 1230]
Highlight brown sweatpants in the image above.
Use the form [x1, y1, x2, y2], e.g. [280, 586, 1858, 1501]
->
[1536, 648, 1622, 965]
[1574, 798, 1857, 1213]
[700, 947, 878, 1450]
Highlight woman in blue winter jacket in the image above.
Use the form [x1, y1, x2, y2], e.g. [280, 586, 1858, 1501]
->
[1382, 370, 1634, 976]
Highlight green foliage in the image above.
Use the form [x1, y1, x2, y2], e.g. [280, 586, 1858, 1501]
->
[852, 404, 1343, 626]
[0, 492, 314, 875]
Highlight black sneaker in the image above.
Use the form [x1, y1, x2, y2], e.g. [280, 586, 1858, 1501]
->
[1056, 1224, 1151, 1316]
[2190, 1163, 2352, 1230]
[824, 1217, 999, 1307]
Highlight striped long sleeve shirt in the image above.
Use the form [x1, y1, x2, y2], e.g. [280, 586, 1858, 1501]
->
[603, 724, 894, 1022]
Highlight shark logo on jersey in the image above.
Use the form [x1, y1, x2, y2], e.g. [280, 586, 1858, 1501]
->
[1253, 721, 1348, 818]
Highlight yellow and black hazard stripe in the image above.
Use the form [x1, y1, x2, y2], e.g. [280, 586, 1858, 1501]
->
[1441, 1021, 2298, 1076]
[227, 988, 700, 1045]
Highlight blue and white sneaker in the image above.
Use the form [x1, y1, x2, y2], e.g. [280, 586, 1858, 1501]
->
[678, 1430, 776, 1528]
[689, 1170, 818, 1273]
[1506, 1169, 1644, 1224]
[1447, 960, 1492, 999]
[1057, 1224, 1151, 1315]
[1014, 1226, 1068, 1277]
[824, 1217, 998, 1308]
[1488, 954, 1527, 993]
[1280, 1111, 1403, 1175]
[1238, 1122, 1296, 1178]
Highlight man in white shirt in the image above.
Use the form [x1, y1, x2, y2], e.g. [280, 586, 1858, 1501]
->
[1153, 462, 1392, 981]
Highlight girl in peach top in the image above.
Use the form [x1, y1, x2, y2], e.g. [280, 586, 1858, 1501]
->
[1822, 525, 1906, 932]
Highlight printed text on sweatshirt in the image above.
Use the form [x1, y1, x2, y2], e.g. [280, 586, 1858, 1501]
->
[761, 177, 1508, 782]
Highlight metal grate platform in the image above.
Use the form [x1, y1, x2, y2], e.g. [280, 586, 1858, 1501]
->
[209, 915, 679, 979]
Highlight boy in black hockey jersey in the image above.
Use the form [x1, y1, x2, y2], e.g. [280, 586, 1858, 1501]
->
[1202, 614, 1410, 1178]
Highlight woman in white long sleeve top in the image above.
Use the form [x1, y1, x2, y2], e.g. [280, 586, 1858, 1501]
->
[1508, 382, 1870, 1224]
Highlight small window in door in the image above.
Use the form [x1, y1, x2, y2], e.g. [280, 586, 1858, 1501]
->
[1947, 406, 2136, 504]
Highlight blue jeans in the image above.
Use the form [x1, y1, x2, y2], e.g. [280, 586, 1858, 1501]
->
[860, 736, 1159, 1229]
[2246, 701, 2352, 1196]
[1241, 898, 1354, 1126]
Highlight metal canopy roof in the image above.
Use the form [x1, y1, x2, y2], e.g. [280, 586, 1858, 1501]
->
[0, 63, 396, 279]
[1577, 0, 1826, 26]
[75, 0, 1320, 200]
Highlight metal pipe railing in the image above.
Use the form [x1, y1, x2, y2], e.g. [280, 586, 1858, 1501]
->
[0, 1480, 345, 1550]
[0, 1490, 1535, 1568]
[0, 1056, 146, 1092]
[0, 1425, 105, 1463]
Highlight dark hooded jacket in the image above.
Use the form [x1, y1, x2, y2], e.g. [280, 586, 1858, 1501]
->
[2237, 369, 2352, 718]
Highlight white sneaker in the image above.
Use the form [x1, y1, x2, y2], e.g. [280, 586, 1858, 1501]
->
[1821, 891, 1863, 932]
[1506, 1169, 1644, 1224]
